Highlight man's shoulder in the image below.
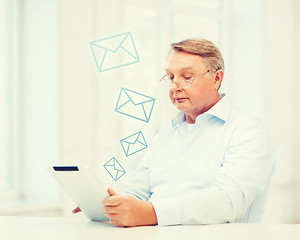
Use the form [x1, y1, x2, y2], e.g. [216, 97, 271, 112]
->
[227, 105, 269, 138]
[219, 95, 264, 128]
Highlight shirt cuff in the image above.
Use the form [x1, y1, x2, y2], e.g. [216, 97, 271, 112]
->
[149, 198, 182, 226]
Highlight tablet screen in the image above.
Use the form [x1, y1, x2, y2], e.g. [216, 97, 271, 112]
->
[49, 166, 109, 221]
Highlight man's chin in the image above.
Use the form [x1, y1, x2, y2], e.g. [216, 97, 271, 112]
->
[174, 103, 189, 111]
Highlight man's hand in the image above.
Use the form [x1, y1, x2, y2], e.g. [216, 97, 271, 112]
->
[103, 188, 158, 227]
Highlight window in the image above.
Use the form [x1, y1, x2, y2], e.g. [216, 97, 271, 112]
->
[0, 0, 60, 212]
[0, 0, 19, 202]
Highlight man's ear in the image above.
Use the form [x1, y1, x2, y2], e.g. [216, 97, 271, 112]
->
[213, 69, 224, 90]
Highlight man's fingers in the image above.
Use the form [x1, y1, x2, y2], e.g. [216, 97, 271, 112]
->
[108, 187, 118, 196]
[104, 206, 120, 214]
[103, 188, 120, 206]
[103, 196, 121, 206]
[72, 207, 81, 214]
[109, 218, 123, 227]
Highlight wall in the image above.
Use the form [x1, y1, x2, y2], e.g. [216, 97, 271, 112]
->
[261, 0, 298, 223]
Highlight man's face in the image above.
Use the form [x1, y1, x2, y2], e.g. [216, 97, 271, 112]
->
[166, 50, 223, 120]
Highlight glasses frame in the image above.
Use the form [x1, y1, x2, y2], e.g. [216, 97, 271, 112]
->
[160, 69, 211, 89]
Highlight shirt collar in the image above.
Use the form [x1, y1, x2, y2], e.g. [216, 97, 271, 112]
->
[205, 93, 231, 122]
[172, 93, 231, 127]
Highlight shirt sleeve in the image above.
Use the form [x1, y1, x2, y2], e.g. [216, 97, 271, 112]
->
[120, 128, 169, 200]
[120, 151, 152, 201]
[150, 119, 275, 225]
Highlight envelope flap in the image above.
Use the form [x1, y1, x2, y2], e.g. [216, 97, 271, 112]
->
[120, 33, 139, 60]
[104, 159, 114, 166]
[124, 88, 154, 105]
[92, 33, 129, 52]
[122, 132, 140, 144]
[113, 159, 124, 172]
[136, 132, 147, 146]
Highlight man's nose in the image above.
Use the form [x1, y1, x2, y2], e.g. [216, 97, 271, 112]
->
[169, 81, 182, 91]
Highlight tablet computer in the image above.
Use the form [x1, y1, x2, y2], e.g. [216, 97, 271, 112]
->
[49, 165, 109, 221]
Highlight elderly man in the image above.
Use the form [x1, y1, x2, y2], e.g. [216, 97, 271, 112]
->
[74, 39, 275, 227]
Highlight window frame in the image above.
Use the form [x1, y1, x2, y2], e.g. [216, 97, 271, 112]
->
[0, 0, 21, 202]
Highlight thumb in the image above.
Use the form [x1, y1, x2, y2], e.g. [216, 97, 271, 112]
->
[108, 187, 118, 196]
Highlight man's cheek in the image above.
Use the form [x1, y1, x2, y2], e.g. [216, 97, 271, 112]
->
[169, 95, 175, 105]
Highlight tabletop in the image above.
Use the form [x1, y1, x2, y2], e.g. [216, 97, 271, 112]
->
[0, 216, 299, 240]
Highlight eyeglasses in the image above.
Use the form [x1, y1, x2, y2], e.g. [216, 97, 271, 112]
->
[159, 69, 210, 89]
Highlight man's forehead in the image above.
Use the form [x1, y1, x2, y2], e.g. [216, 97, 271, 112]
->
[166, 50, 206, 71]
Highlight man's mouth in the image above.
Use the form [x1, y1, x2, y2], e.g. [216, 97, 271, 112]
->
[175, 97, 188, 101]
[173, 92, 188, 102]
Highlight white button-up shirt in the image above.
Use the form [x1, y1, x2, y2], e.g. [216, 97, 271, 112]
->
[121, 94, 275, 225]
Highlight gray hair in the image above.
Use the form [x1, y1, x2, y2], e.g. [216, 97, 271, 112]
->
[171, 38, 224, 72]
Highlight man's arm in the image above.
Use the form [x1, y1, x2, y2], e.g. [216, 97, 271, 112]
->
[150, 120, 275, 225]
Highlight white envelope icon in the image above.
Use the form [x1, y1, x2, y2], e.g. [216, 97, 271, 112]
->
[115, 88, 155, 123]
[103, 157, 126, 181]
[120, 131, 148, 157]
[89, 32, 140, 72]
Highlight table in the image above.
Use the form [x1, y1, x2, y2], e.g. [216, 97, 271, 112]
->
[0, 216, 299, 240]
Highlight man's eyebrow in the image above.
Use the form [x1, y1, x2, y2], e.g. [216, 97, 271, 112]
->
[165, 67, 196, 72]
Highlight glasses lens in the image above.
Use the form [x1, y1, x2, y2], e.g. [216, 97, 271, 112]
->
[177, 79, 190, 89]
[160, 76, 192, 89]
[160, 76, 171, 88]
